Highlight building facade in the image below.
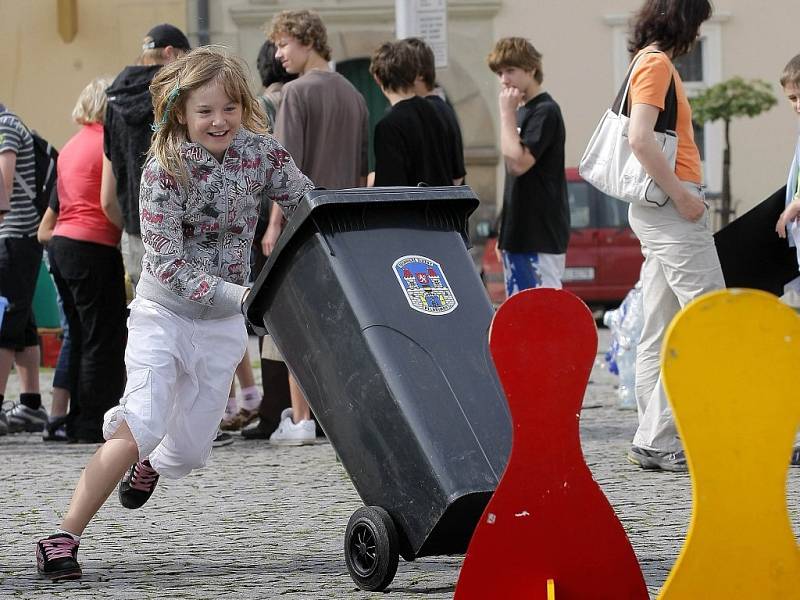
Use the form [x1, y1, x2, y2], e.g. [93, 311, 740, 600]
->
[2, 0, 797, 225]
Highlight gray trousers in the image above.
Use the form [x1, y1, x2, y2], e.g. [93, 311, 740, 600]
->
[628, 183, 725, 452]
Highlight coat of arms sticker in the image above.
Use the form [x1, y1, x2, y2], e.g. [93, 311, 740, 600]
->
[392, 255, 458, 315]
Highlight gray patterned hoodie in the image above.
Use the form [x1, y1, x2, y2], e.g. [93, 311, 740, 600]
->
[136, 128, 313, 319]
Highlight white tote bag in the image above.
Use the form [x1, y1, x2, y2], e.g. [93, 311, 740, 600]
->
[579, 52, 678, 207]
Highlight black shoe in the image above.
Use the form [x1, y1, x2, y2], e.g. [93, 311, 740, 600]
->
[627, 445, 688, 472]
[119, 460, 159, 509]
[212, 430, 234, 447]
[791, 446, 800, 467]
[43, 416, 69, 442]
[241, 419, 270, 440]
[36, 534, 82, 581]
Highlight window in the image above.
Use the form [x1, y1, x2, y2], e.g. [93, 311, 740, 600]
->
[673, 43, 704, 83]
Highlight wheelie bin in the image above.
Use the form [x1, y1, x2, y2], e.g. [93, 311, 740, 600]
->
[245, 186, 512, 591]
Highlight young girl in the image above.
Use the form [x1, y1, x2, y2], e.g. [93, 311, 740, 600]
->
[35, 46, 313, 580]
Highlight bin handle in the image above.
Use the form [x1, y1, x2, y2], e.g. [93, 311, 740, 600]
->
[311, 215, 336, 257]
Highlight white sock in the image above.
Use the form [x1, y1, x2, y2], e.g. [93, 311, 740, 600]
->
[56, 528, 80, 543]
[239, 386, 262, 411]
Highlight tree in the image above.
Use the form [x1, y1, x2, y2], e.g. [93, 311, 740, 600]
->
[690, 77, 777, 226]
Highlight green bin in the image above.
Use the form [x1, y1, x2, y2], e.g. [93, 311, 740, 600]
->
[33, 259, 60, 329]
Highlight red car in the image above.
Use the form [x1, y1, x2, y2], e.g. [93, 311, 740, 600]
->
[481, 168, 643, 312]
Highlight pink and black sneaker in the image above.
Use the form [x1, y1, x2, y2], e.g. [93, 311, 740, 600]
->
[36, 533, 82, 580]
[119, 459, 160, 509]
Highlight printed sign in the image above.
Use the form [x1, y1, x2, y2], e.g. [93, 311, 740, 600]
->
[393, 255, 458, 315]
[395, 0, 448, 68]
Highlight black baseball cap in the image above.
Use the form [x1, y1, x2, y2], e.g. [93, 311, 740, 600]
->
[142, 24, 191, 52]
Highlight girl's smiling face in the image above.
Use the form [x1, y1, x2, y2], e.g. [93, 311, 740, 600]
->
[180, 81, 242, 162]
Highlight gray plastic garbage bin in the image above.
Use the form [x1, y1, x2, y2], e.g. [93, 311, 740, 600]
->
[245, 186, 511, 591]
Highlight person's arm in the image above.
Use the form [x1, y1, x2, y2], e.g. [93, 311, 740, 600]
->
[628, 103, 705, 222]
[259, 138, 315, 255]
[776, 195, 800, 238]
[273, 85, 304, 162]
[498, 88, 535, 176]
[100, 155, 123, 229]
[0, 150, 16, 200]
[37, 207, 58, 244]
[262, 203, 285, 256]
[0, 170, 8, 222]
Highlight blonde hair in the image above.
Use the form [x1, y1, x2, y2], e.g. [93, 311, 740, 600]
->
[72, 77, 112, 125]
[148, 46, 268, 183]
[138, 46, 188, 67]
[487, 37, 543, 83]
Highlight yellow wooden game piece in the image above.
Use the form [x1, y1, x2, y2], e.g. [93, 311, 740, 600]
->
[658, 289, 800, 599]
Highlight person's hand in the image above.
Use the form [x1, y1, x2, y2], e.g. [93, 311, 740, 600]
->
[498, 87, 522, 115]
[673, 189, 706, 222]
[262, 222, 282, 256]
[776, 196, 800, 238]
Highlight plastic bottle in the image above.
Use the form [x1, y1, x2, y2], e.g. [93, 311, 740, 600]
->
[603, 283, 643, 409]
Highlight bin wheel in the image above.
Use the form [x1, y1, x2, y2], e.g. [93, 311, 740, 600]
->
[344, 506, 399, 592]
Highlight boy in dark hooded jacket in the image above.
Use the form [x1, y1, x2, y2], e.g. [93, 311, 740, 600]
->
[101, 24, 190, 288]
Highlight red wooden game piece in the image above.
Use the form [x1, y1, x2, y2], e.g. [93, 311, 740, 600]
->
[454, 288, 648, 600]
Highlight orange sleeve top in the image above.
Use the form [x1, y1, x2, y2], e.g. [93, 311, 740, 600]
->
[629, 50, 703, 185]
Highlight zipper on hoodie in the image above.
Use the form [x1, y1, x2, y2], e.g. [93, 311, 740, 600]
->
[217, 163, 228, 278]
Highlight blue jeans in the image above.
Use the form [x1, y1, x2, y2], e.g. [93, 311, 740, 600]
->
[52, 290, 71, 390]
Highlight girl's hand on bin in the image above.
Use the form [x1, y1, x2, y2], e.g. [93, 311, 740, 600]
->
[776, 196, 800, 238]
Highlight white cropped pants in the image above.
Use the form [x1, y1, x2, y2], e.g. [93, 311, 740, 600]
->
[628, 183, 725, 453]
[103, 298, 248, 478]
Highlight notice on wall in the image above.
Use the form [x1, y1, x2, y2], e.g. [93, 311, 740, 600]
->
[395, 0, 448, 68]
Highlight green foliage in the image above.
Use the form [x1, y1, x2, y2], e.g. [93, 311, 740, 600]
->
[690, 77, 777, 125]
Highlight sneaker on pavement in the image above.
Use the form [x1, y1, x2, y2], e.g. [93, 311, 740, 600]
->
[119, 460, 160, 509]
[0, 411, 8, 436]
[269, 408, 316, 446]
[627, 445, 688, 472]
[241, 418, 270, 440]
[213, 430, 234, 448]
[220, 408, 258, 432]
[6, 403, 48, 433]
[36, 533, 82, 581]
[43, 416, 69, 442]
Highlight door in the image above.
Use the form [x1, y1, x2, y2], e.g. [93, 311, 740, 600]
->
[336, 58, 390, 173]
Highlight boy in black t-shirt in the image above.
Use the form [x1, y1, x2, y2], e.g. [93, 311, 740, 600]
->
[487, 38, 569, 295]
[369, 41, 452, 187]
[401, 37, 466, 185]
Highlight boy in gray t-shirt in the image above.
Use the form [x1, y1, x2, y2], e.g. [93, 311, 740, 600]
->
[262, 9, 368, 445]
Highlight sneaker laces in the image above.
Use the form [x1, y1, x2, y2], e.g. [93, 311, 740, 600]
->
[40, 536, 77, 560]
[129, 461, 159, 492]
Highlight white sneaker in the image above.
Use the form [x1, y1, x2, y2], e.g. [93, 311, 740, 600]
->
[269, 408, 316, 446]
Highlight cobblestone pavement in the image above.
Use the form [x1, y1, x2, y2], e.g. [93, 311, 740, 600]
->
[1, 330, 798, 599]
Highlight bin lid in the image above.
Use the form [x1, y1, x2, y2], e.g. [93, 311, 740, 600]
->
[245, 185, 480, 334]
